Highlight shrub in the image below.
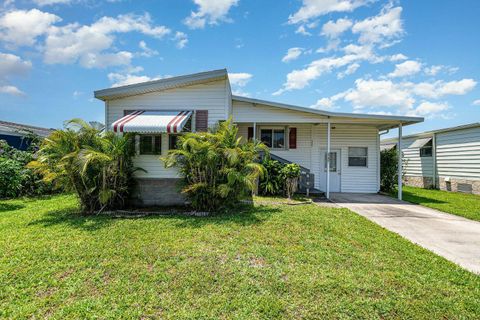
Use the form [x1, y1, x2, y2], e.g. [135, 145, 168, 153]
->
[259, 157, 285, 196]
[281, 163, 301, 199]
[380, 148, 398, 192]
[162, 119, 266, 212]
[29, 119, 137, 213]
[0, 140, 53, 199]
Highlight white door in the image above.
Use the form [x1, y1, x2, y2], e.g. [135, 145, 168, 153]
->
[319, 149, 341, 192]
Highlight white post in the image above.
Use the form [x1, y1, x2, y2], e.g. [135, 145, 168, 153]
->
[326, 121, 331, 199]
[253, 122, 256, 140]
[398, 123, 403, 200]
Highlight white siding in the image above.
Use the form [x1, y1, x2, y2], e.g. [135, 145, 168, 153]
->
[237, 123, 380, 193]
[106, 79, 228, 128]
[436, 126, 480, 180]
[106, 79, 229, 178]
[401, 137, 434, 178]
[233, 100, 328, 123]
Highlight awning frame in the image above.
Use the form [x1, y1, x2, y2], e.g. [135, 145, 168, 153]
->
[111, 110, 193, 134]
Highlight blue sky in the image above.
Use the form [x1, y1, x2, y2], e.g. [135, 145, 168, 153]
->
[1, 0, 479, 135]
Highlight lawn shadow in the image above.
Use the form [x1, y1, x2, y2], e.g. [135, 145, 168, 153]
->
[146, 203, 281, 229]
[402, 192, 448, 205]
[28, 207, 114, 231]
[0, 202, 25, 212]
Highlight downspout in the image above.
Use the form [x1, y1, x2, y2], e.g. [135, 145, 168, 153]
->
[432, 133, 437, 188]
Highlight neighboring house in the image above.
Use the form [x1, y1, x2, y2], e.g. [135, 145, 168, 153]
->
[94, 69, 423, 206]
[382, 123, 480, 195]
[0, 120, 53, 151]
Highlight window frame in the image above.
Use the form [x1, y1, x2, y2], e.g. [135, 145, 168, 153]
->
[419, 140, 433, 157]
[168, 134, 180, 150]
[348, 147, 368, 167]
[139, 134, 162, 155]
[259, 128, 286, 150]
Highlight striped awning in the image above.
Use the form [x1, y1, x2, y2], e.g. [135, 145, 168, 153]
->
[112, 110, 193, 133]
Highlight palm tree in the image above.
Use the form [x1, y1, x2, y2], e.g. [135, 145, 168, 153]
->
[162, 119, 267, 211]
[28, 119, 136, 213]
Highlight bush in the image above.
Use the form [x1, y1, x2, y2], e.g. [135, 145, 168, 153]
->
[380, 148, 398, 192]
[0, 140, 54, 199]
[259, 157, 285, 196]
[281, 163, 301, 199]
[162, 119, 266, 212]
[29, 119, 137, 213]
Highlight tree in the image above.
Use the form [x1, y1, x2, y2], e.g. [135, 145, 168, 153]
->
[380, 148, 398, 192]
[28, 119, 137, 213]
[162, 119, 266, 212]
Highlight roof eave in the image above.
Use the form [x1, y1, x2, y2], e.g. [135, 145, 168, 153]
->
[232, 95, 423, 126]
[95, 69, 228, 101]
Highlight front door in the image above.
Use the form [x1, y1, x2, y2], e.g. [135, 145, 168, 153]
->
[319, 149, 341, 192]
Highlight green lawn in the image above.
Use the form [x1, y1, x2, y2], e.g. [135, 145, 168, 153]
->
[395, 186, 480, 222]
[1, 195, 479, 319]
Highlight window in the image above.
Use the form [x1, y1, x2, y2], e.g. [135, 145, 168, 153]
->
[348, 147, 368, 167]
[420, 140, 433, 157]
[260, 129, 285, 149]
[169, 134, 179, 150]
[140, 135, 161, 155]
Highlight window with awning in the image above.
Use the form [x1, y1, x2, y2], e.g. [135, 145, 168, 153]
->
[112, 110, 193, 134]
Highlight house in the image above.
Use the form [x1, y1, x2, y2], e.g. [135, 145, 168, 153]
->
[94, 69, 423, 206]
[0, 120, 53, 151]
[382, 122, 480, 195]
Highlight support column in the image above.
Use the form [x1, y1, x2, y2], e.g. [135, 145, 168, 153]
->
[326, 121, 331, 199]
[398, 123, 403, 200]
[253, 122, 256, 140]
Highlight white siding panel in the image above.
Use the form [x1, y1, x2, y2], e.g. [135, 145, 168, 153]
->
[107, 79, 228, 128]
[237, 123, 380, 193]
[436, 126, 480, 180]
[233, 100, 328, 123]
[106, 79, 228, 178]
[401, 137, 433, 178]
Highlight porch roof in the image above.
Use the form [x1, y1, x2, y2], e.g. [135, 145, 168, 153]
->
[232, 95, 423, 130]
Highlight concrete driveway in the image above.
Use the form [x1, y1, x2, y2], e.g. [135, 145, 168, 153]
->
[330, 193, 480, 274]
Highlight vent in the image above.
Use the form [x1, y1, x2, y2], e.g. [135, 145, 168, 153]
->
[457, 183, 473, 194]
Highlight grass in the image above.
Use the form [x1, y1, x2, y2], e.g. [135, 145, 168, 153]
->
[1, 194, 479, 319]
[393, 186, 480, 222]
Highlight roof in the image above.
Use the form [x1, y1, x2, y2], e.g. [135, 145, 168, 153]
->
[232, 95, 423, 129]
[382, 122, 480, 143]
[0, 120, 54, 137]
[95, 69, 228, 100]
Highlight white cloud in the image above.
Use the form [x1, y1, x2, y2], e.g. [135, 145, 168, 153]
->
[44, 13, 170, 68]
[472, 99, 480, 106]
[0, 52, 32, 96]
[282, 47, 303, 63]
[409, 101, 450, 117]
[310, 97, 336, 110]
[274, 44, 379, 94]
[173, 31, 188, 49]
[409, 79, 477, 99]
[0, 85, 25, 96]
[295, 25, 311, 36]
[184, 0, 238, 29]
[321, 18, 352, 38]
[288, 0, 371, 24]
[344, 78, 414, 111]
[0, 52, 32, 78]
[424, 64, 458, 76]
[32, 0, 72, 5]
[352, 5, 403, 46]
[228, 72, 252, 87]
[0, 9, 61, 47]
[337, 62, 359, 78]
[138, 40, 159, 57]
[108, 72, 162, 87]
[389, 53, 407, 61]
[388, 60, 422, 78]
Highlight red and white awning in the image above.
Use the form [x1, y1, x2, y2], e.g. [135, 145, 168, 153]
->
[112, 110, 193, 133]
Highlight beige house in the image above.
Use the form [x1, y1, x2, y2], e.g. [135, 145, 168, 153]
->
[95, 69, 423, 206]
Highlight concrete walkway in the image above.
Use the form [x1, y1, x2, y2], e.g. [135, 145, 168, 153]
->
[329, 193, 480, 274]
